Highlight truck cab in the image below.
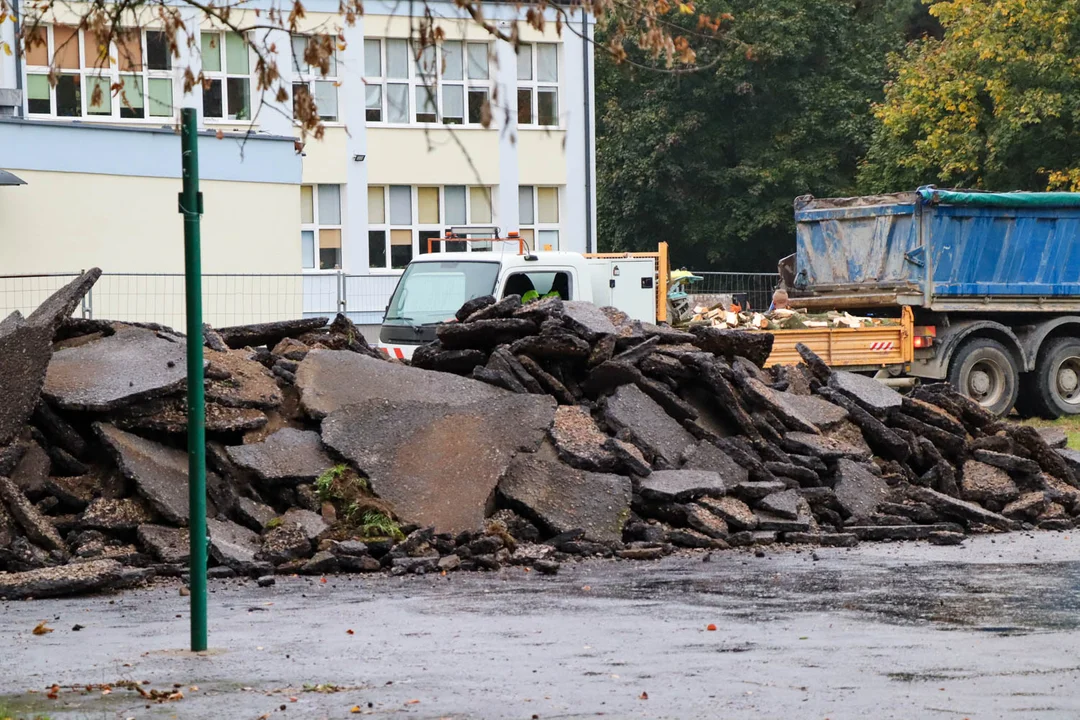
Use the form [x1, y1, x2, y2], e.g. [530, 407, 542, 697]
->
[377, 238, 663, 360]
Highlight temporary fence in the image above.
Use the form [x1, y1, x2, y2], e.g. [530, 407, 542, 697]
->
[688, 272, 780, 312]
[0, 270, 780, 328]
[0, 272, 400, 329]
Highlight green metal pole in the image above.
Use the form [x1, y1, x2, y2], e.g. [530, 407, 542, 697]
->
[180, 107, 208, 652]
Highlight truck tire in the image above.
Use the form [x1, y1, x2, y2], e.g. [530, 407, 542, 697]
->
[947, 338, 1019, 417]
[1029, 336, 1080, 419]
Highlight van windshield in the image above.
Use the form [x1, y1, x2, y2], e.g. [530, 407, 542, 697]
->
[384, 261, 501, 326]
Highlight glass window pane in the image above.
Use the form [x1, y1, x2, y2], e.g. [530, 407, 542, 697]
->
[520, 228, 535, 251]
[517, 88, 532, 124]
[26, 28, 47, 66]
[445, 186, 466, 225]
[364, 39, 381, 77]
[387, 83, 409, 123]
[537, 44, 557, 82]
[147, 30, 171, 70]
[53, 26, 80, 70]
[470, 187, 492, 224]
[201, 33, 221, 72]
[537, 187, 559, 223]
[203, 79, 223, 118]
[56, 75, 81, 116]
[368, 186, 385, 224]
[313, 81, 337, 120]
[148, 77, 173, 117]
[418, 187, 440, 224]
[539, 229, 559, 251]
[389, 186, 412, 225]
[519, 186, 535, 225]
[415, 84, 436, 122]
[387, 39, 408, 79]
[365, 84, 382, 121]
[442, 85, 463, 124]
[516, 44, 532, 80]
[85, 75, 111, 115]
[467, 43, 488, 79]
[538, 89, 557, 126]
[442, 41, 462, 80]
[369, 230, 387, 268]
[118, 74, 144, 118]
[84, 30, 109, 69]
[301, 186, 314, 224]
[318, 184, 341, 225]
[319, 229, 342, 269]
[390, 229, 413, 269]
[301, 230, 316, 269]
[292, 35, 308, 73]
[468, 89, 488, 125]
[416, 42, 436, 76]
[117, 30, 142, 72]
[226, 32, 249, 74]
[227, 77, 250, 119]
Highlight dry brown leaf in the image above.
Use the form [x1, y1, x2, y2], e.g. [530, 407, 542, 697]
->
[32, 621, 53, 635]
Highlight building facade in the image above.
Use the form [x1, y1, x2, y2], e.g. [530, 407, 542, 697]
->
[0, 0, 597, 326]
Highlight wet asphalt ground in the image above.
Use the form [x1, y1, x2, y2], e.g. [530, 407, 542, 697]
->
[3, 533, 1080, 719]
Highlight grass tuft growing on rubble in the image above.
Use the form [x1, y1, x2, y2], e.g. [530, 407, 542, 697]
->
[315, 464, 351, 502]
[353, 509, 405, 541]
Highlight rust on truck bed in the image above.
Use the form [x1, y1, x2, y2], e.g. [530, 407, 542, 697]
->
[765, 307, 913, 369]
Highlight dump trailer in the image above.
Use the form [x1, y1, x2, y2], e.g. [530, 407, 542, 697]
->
[777, 186, 1080, 417]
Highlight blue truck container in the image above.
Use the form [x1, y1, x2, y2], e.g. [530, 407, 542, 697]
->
[793, 187, 1080, 307]
[783, 187, 1080, 418]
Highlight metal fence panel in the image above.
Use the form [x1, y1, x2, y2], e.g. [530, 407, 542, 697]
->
[690, 272, 780, 312]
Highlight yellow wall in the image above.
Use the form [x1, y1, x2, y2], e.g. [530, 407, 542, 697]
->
[0, 170, 299, 275]
[518, 129, 567, 186]
[366, 127, 500, 185]
[301, 127, 348, 185]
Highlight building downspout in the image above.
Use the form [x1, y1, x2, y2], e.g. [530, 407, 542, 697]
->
[13, 0, 23, 112]
[581, 11, 593, 254]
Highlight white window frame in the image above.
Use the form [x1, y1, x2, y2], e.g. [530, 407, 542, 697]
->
[291, 34, 340, 123]
[301, 184, 343, 272]
[201, 30, 252, 122]
[22, 24, 176, 122]
[519, 185, 561, 251]
[516, 42, 560, 128]
[363, 38, 493, 127]
[367, 185, 497, 273]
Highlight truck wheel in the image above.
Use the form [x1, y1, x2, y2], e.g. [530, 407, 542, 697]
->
[947, 338, 1019, 417]
[1030, 337, 1080, 419]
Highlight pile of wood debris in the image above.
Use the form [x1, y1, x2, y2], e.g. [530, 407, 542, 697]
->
[688, 304, 900, 332]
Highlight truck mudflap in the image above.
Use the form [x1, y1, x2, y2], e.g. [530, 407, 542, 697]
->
[764, 307, 913, 368]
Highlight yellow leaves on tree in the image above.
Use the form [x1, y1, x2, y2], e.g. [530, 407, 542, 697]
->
[861, 0, 1080, 192]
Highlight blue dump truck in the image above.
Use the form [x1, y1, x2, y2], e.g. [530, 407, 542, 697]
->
[778, 186, 1080, 418]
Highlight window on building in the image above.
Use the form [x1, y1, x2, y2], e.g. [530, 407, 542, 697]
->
[519, 185, 560, 250]
[516, 43, 558, 127]
[24, 25, 174, 120]
[291, 35, 338, 122]
[202, 31, 251, 120]
[301, 184, 342, 270]
[368, 185, 496, 270]
[363, 38, 491, 126]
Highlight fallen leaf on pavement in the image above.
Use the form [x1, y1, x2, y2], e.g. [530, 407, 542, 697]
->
[640, 691, 649, 700]
[33, 621, 54, 635]
[347, 629, 355, 635]
[406, 699, 420, 705]
[706, 624, 717, 631]
[350, 706, 361, 714]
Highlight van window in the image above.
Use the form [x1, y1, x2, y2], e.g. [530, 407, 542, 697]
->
[502, 271, 572, 301]
[385, 261, 500, 325]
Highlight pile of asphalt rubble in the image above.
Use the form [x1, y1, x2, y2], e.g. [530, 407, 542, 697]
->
[1, 271, 1078, 600]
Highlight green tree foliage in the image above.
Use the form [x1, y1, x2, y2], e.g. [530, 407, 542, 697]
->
[596, 0, 915, 271]
[861, 0, 1080, 192]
